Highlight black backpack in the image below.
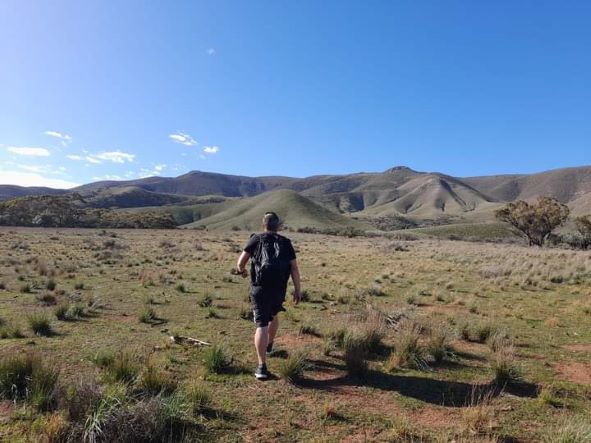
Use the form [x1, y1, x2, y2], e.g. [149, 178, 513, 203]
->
[252, 233, 291, 287]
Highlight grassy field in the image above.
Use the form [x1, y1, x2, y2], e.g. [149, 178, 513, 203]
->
[0, 227, 590, 442]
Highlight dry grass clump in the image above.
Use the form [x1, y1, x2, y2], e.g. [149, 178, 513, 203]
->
[0, 353, 60, 411]
[28, 312, 53, 337]
[202, 344, 232, 374]
[278, 349, 309, 383]
[342, 331, 369, 378]
[136, 363, 177, 396]
[387, 320, 429, 371]
[540, 415, 591, 442]
[490, 344, 521, 386]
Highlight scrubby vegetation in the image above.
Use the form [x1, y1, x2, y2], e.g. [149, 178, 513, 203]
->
[0, 227, 589, 441]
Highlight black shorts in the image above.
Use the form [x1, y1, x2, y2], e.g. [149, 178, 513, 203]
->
[249, 285, 287, 327]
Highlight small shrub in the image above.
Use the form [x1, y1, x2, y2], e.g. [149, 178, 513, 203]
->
[491, 346, 521, 386]
[0, 323, 24, 339]
[460, 322, 495, 344]
[185, 382, 212, 414]
[540, 416, 591, 443]
[199, 294, 213, 307]
[299, 289, 311, 302]
[36, 292, 58, 306]
[538, 386, 561, 407]
[366, 284, 386, 297]
[343, 332, 368, 378]
[46, 279, 57, 291]
[139, 307, 157, 323]
[202, 345, 231, 374]
[0, 281, 5, 290]
[74, 282, 85, 290]
[137, 363, 176, 396]
[388, 321, 428, 371]
[0, 354, 59, 411]
[104, 352, 140, 384]
[54, 305, 68, 321]
[427, 329, 453, 364]
[175, 283, 186, 293]
[206, 307, 220, 319]
[20, 283, 32, 293]
[299, 324, 321, 337]
[91, 350, 115, 368]
[28, 313, 53, 337]
[278, 350, 308, 383]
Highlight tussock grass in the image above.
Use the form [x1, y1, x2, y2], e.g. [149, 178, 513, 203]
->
[540, 415, 591, 442]
[278, 350, 308, 383]
[98, 351, 140, 384]
[490, 345, 521, 386]
[0, 353, 59, 411]
[202, 345, 231, 374]
[342, 332, 369, 378]
[28, 313, 53, 336]
[136, 363, 177, 396]
[388, 321, 429, 371]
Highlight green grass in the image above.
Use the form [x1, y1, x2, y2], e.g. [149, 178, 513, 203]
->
[278, 350, 309, 383]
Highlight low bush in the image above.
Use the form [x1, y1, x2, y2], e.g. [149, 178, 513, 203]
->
[28, 313, 53, 337]
[278, 350, 308, 384]
[202, 345, 231, 374]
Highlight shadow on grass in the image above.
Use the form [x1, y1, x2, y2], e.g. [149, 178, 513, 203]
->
[299, 365, 538, 407]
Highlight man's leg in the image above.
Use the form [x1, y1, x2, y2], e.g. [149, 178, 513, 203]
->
[254, 326, 269, 365]
[268, 315, 279, 348]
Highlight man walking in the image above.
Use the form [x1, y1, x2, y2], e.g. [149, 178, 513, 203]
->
[236, 212, 301, 380]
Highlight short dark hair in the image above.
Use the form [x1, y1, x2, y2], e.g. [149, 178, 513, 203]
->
[262, 212, 280, 232]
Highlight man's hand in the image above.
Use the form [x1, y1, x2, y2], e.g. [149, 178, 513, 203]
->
[292, 290, 301, 305]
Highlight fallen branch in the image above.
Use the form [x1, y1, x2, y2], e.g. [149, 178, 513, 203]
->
[170, 335, 211, 346]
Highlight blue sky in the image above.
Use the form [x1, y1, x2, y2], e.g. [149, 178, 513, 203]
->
[1, 0, 590, 188]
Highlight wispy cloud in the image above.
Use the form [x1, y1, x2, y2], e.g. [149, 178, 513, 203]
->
[169, 132, 197, 146]
[203, 146, 220, 154]
[6, 146, 51, 157]
[154, 164, 166, 172]
[85, 156, 102, 164]
[0, 171, 79, 189]
[66, 155, 83, 161]
[82, 150, 135, 164]
[92, 174, 122, 181]
[207, 48, 216, 56]
[44, 130, 72, 146]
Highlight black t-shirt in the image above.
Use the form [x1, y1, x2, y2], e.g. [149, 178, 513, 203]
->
[244, 232, 296, 287]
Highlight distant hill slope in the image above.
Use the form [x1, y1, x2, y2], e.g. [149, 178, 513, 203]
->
[2, 165, 590, 226]
[73, 171, 297, 197]
[181, 189, 368, 231]
[0, 185, 67, 200]
[83, 186, 190, 208]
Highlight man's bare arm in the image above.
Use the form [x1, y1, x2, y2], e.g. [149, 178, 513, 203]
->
[290, 259, 301, 304]
[236, 251, 250, 278]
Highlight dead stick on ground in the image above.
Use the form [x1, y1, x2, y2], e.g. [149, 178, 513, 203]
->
[170, 335, 211, 346]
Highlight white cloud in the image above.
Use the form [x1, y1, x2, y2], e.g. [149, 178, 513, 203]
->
[203, 146, 219, 154]
[44, 130, 72, 146]
[154, 164, 166, 172]
[17, 164, 47, 173]
[85, 156, 102, 164]
[6, 146, 51, 157]
[207, 48, 216, 56]
[66, 155, 83, 161]
[0, 171, 79, 189]
[86, 150, 135, 164]
[169, 132, 197, 146]
[92, 174, 122, 181]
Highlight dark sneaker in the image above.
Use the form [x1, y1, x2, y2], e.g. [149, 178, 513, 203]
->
[254, 364, 269, 380]
[266, 342, 274, 354]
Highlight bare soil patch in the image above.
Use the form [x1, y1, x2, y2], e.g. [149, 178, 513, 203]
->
[554, 362, 591, 385]
[562, 343, 591, 352]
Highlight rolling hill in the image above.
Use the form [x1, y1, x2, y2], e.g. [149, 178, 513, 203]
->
[1, 164, 590, 231]
[181, 189, 369, 231]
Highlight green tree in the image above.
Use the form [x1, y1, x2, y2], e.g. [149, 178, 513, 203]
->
[574, 215, 591, 250]
[495, 196, 570, 247]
